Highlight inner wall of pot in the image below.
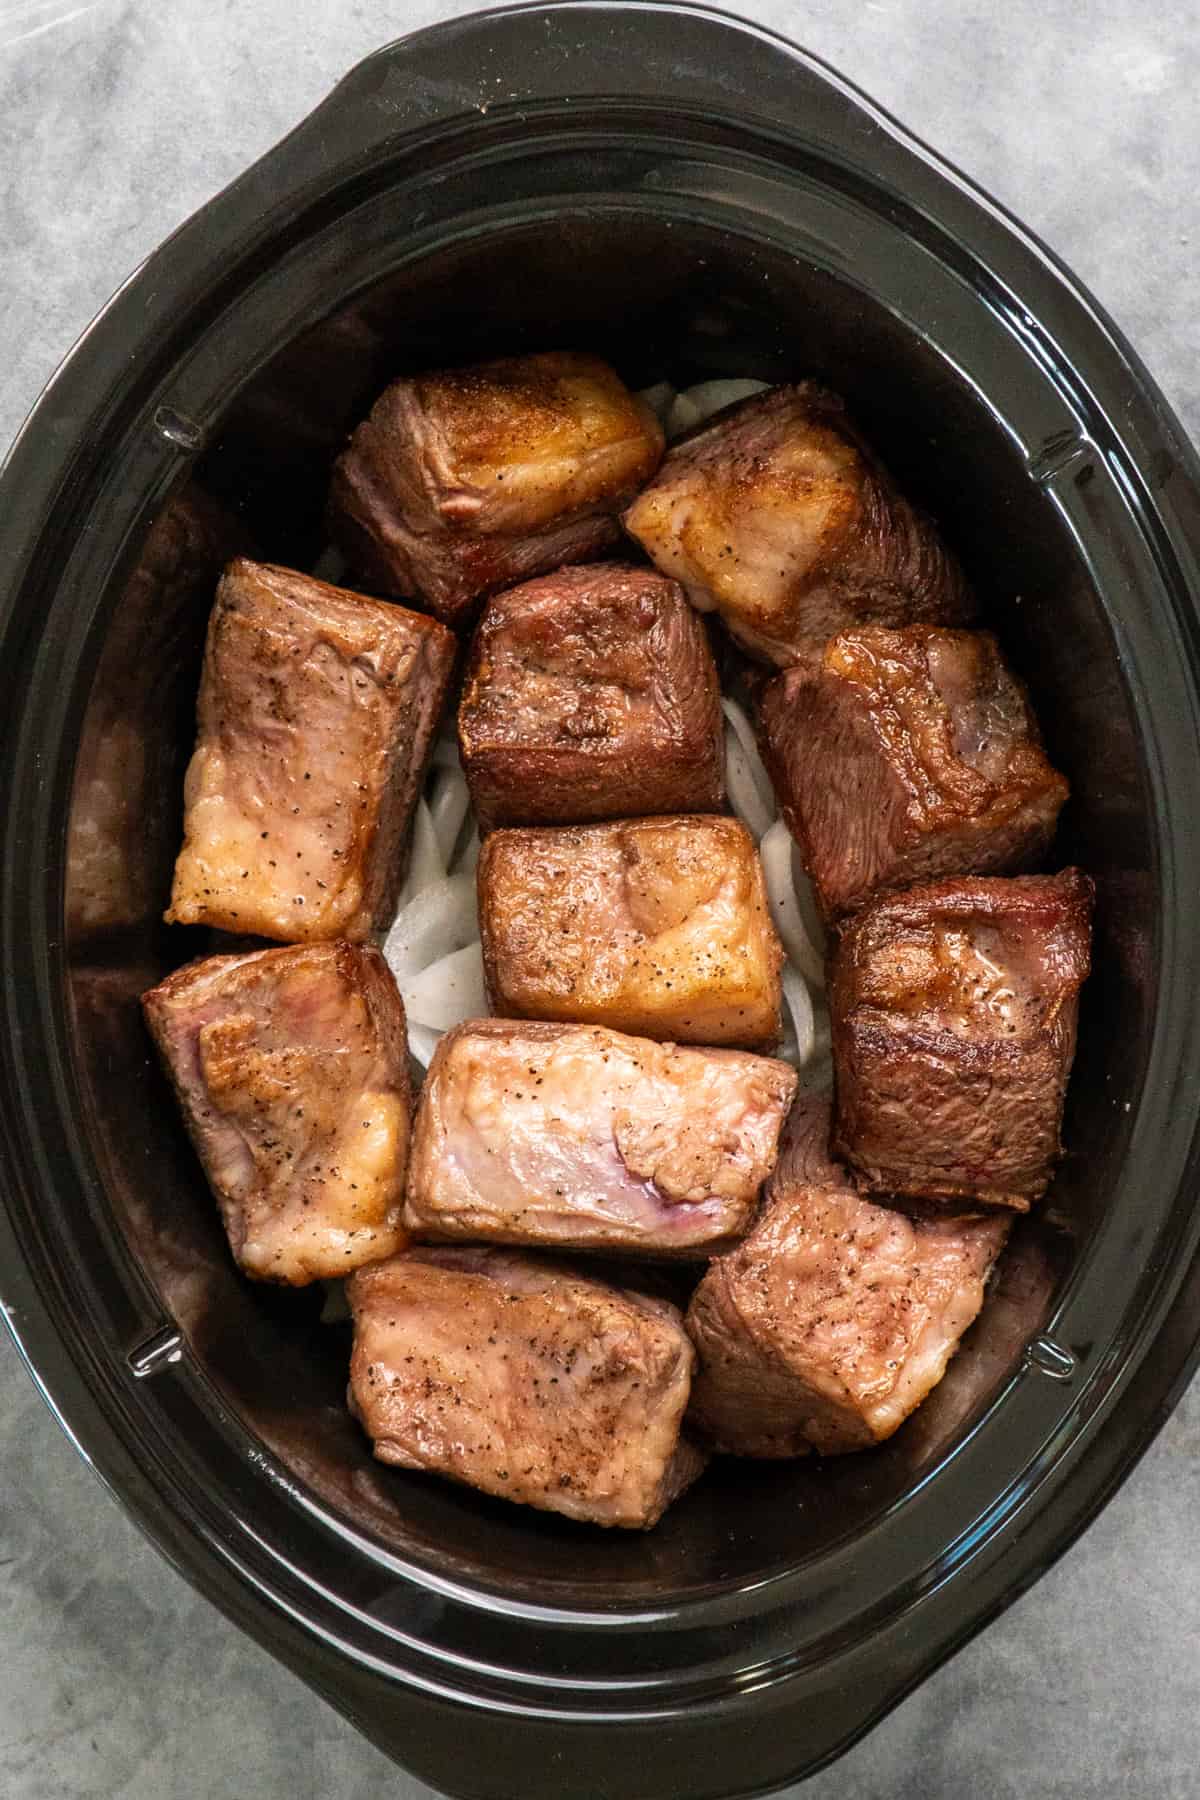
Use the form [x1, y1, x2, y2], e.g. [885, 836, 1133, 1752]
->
[63, 212, 1152, 1598]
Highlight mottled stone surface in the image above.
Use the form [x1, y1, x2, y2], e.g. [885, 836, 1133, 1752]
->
[2, 2, 1199, 1795]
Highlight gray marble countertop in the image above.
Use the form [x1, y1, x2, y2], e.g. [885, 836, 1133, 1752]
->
[2, 3, 1198, 1796]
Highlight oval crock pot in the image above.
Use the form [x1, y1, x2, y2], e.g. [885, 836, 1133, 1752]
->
[3, 4, 1200, 1795]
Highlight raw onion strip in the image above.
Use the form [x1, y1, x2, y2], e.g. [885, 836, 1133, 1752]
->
[429, 765, 471, 868]
[400, 799, 444, 905]
[721, 696, 774, 815]
[637, 381, 676, 426]
[667, 378, 770, 441]
[725, 728, 775, 841]
[383, 872, 477, 982]
[760, 818, 825, 988]
[781, 963, 816, 1068]
[404, 941, 488, 1032]
[432, 730, 462, 771]
[406, 1021, 443, 1070]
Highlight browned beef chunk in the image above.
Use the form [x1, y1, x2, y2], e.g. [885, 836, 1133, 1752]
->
[478, 815, 782, 1047]
[685, 1093, 1010, 1456]
[829, 871, 1093, 1210]
[166, 558, 455, 942]
[404, 1020, 796, 1257]
[142, 942, 411, 1284]
[759, 625, 1069, 919]
[348, 1246, 704, 1528]
[623, 383, 973, 665]
[329, 352, 664, 624]
[458, 562, 723, 829]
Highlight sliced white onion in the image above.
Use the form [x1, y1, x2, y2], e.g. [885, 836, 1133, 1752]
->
[403, 941, 488, 1033]
[794, 998, 834, 1091]
[383, 872, 477, 984]
[781, 963, 815, 1068]
[678, 378, 769, 429]
[407, 1022, 443, 1070]
[666, 393, 703, 439]
[725, 727, 775, 841]
[760, 818, 825, 988]
[398, 798, 444, 909]
[721, 696, 774, 816]
[429, 765, 471, 869]
[432, 730, 462, 771]
[667, 378, 771, 439]
[637, 381, 676, 426]
[454, 826, 481, 878]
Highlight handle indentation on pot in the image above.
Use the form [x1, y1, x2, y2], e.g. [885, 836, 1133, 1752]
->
[1022, 1335, 1077, 1382]
[128, 1325, 184, 1379]
[152, 405, 204, 452]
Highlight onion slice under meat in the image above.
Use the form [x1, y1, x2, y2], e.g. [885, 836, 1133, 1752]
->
[403, 941, 489, 1033]
[760, 818, 826, 988]
[725, 729, 775, 841]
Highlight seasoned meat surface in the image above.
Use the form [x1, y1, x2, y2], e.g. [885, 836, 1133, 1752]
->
[760, 625, 1069, 919]
[686, 1093, 1010, 1455]
[348, 1247, 704, 1528]
[478, 816, 783, 1047]
[166, 559, 455, 942]
[623, 383, 972, 665]
[143, 942, 411, 1284]
[405, 1020, 797, 1256]
[329, 352, 664, 623]
[830, 871, 1093, 1210]
[458, 563, 724, 829]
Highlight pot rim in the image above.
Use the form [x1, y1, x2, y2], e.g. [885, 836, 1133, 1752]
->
[3, 6, 1200, 1794]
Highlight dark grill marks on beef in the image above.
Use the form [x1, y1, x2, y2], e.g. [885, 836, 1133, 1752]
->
[759, 625, 1069, 920]
[685, 1092, 1011, 1456]
[328, 352, 664, 624]
[829, 871, 1093, 1211]
[623, 382, 974, 666]
[348, 1246, 704, 1527]
[458, 562, 724, 829]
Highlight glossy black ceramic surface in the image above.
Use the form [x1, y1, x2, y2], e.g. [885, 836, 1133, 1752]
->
[2, 5, 1200, 1796]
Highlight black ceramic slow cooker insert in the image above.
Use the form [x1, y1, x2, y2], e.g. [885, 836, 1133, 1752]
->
[2, 6, 1200, 1796]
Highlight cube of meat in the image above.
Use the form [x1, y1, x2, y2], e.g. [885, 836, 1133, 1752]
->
[329, 351, 664, 624]
[759, 625, 1069, 919]
[404, 1020, 797, 1256]
[830, 871, 1093, 1210]
[623, 383, 973, 666]
[458, 563, 724, 829]
[686, 1094, 1011, 1455]
[166, 559, 455, 942]
[478, 816, 783, 1047]
[348, 1247, 704, 1528]
[142, 942, 411, 1284]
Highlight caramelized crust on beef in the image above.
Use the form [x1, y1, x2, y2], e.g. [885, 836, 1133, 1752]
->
[348, 1247, 705, 1528]
[830, 871, 1093, 1210]
[329, 351, 664, 623]
[143, 942, 411, 1284]
[760, 625, 1069, 919]
[458, 562, 724, 829]
[478, 816, 782, 1047]
[404, 1020, 797, 1257]
[166, 558, 455, 942]
[685, 1093, 1011, 1455]
[623, 383, 973, 665]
